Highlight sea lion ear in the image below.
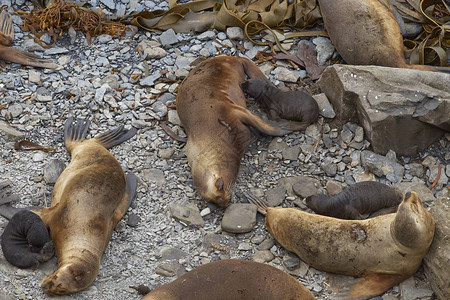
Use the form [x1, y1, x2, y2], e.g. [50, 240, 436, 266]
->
[215, 178, 224, 191]
[1, 210, 55, 269]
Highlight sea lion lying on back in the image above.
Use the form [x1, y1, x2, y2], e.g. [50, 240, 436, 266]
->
[176, 56, 290, 207]
[1, 118, 137, 295]
[247, 191, 435, 299]
[317, 0, 449, 72]
[240, 78, 319, 130]
[0, 9, 58, 69]
[143, 259, 316, 300]
[306, 181, 403, 219]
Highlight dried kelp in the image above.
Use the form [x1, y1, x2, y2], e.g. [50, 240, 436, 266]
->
[18, 0, 131, 46]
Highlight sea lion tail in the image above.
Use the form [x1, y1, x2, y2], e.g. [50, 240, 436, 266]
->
[64, 117, 91, 152]
[94, 125, 137, 149]
[244, 191, 268, 215]
[1, 210, 55, 269]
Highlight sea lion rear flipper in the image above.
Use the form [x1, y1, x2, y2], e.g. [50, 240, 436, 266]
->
[94, 126, 137, 149]
[0, 47, 59, 69]
[1, 210, 55, 269]
[0, 9, 14, 46]
[347, 274, 406, 299]
[64, 117, 91, 152]
[229, 104, 291, 137]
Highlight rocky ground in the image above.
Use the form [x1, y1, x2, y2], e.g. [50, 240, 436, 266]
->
[0, 0, 449, 300]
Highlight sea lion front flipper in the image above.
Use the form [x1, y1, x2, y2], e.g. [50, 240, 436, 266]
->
[94, 125, 137, 149]
[0, 9, 14, 46]
[1, 210, 55, 269]
[0, 47, 59, 69]
[229, 104, 291, 137]
[113, 173, 138, 225]
[348, 273, 406, 299]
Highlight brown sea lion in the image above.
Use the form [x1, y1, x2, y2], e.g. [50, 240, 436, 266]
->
[240, 78, 319, 130]
[1, 117, 137, 295]
[143, 259, 316, 300]
[0, 8, 58, 69]
[306, 181, 403, 219]
[317, 0, 448, 71]
[247, 191, 435, 299]
[176, 56, 290, 207]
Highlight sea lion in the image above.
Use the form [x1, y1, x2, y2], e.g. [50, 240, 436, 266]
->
[0, 8, 58, 69]
[143, 259, 316, 300]
[247, 191, 435, 299]
[176, 56, 290, 207]
[306, 181, 403, 219]
[1, 117, 137, 295]
[317, 0, 448, 71]
[240, 78, 319, 130]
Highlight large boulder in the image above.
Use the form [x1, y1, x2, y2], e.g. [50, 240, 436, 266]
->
[318, 65, 449, 155]
[423, 196, 449, 300]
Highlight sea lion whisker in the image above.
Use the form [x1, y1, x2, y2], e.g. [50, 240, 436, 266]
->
[244, 191, 268, 215]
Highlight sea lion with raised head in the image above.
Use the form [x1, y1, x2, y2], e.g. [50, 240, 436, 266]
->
[143, 259, 316, 300]
[176, 56, 290, 207]
[0, 8, 58, 69]
[1, 117, 137, 295]
[240, 78, 319, 130]
[317, 0, 448, 71]
[306, 181, 403, 219]
[247, 191, 435, 299]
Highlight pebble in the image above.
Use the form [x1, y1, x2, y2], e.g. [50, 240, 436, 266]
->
[221, 204, 257, 233]
[43, 159, 65, 184]
[313, 93, 336, 118]
[169, 203, 205, 227]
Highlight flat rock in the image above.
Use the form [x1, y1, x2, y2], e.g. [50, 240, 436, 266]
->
[318, 65, 448, 155]
[424, 197, 449, 300]
[266, 186, 286, 207]
[313, 93, 336, 118]
[155, 262, 186, 277]
[221, 203, 257, 233]
[289, 176, 320, 198]
[169, 203, 204, 227]
[252, 250, 274, 263]
[43, 159, 65, 184]
[394, 181, 436, 203]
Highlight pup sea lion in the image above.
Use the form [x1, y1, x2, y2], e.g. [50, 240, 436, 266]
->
[317, 0, 448, 71]
[176, 56, 290, 207]
[306, 181, 403, 219]
[240, 78, 319, 130]
[0, 8, 58, 69]
[1, 117, 137, 295]
[247, 191, 435, 299]
[143, 259, 316, 300]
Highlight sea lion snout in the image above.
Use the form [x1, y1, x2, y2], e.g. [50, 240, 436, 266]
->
[41, 262, 93, 295]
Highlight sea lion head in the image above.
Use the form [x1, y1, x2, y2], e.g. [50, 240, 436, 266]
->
[240, 79, 267, 99]
[193, 170, 233, 207]
[41, 255, 99, 295]
[391, 191, 435, 251]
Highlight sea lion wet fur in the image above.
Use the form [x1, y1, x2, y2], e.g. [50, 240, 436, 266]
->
[143, 259, 315, 300]
[306, 181, 403, 219]
[317, 0, 448, 72]
[248, 191, 435, 299]
[240, 78, 319, 130]
[1, 118, 137, 295]
[176, 56, 290, 207]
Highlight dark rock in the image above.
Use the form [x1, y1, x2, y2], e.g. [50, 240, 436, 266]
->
[43, 159, 65, 184]
[127, 213, 140, 227]
[221, 204, 257, 233]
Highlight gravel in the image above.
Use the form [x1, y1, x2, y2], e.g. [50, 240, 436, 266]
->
[0, 1, 447, 300]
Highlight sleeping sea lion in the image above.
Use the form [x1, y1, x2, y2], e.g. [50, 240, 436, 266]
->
[176, 56, 290, 207]
[240, 78, 319, 130]
[317, 0, 448, 71]
[306, 181, 403, 219]
[247, 191, 435, 299]
[1, 117, 137, 295]
[0, 8, 58, 69]
[143, 259, 316, 300]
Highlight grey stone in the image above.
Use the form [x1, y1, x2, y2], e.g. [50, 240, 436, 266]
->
[290, 176, 320, 198]
[341, 125, 354, 144]
[268, 138, 288, 150]
[257, 237, 275, 251]
[283, 256, 300, 271]
[155, 262, 186, 277]
[226, 27, 244, 40]
[127, 214, 140, 227]
[169, 203, 204, 227]
[159, 148, 175, 160]
[313, 93, 336, 118]
[326, 180, 343, 195]
[427, 163, 449, 190]
[160, 246, 188, 260]
[318, 65, 448, 155]
[252, 250, 274, 263]
[221, 204, 257, 233]
[168, 110, 181, 125]
[100, 0, 115, 9]
[312, 36, 335, 65]
[43, 159, 65, 184]
[273, 67, 297, 83]
[197, 31, 216, 40]
[282, 146, 300, 161]
[305, 124, 321, 140]
[140, 73, 161, 87]
[0, 120, 24, 138]
[394, 182, 436, 203]
[28, 70, 41, 84]
[36, 87, 52, 102]
[266, 186, 286, 207]
[399, 277, 434, 300]
[8, 103, 22, 118]
[322, 162, 337, 176]
[142, 168, 166, 186]
[44, 47, 69, 55]
[407, 163, 424, 178]
[361, 150, 404, 182]
[160, 29, 178, 46]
